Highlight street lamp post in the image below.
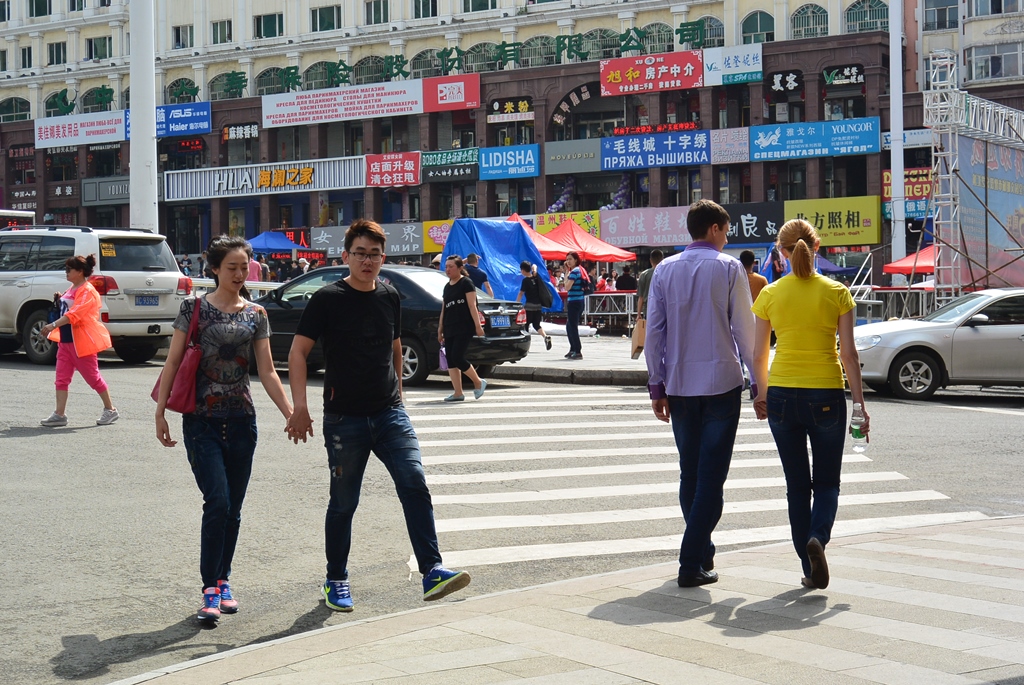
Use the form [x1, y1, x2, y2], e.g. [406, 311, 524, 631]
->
[128, 0, 158, 232]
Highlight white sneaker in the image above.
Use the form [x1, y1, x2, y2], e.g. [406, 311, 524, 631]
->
[40, 412, 68, 427]
[97, 408, 119, 425]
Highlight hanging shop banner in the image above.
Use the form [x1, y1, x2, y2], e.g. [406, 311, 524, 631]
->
[422, 147, 479, 166]
[423, 164, 477, 182]
[721, 202, 785, 244]
[423, 219, 454, 252]
[710, 128, 750, 165]
[882, 167, 933, 219]
[601, 206, 692, 247]
[882, 128, 933, 150]
[479, 144, 540, 179]
[35, 110, 125, 148]
[487, 97, 534, 123]
[544, 139, 602, 174]
[599, 51, 703, 97]
[703, 45, 763, 86]
[534, 211, 600, 236]
[365, 152, 421, 187]
[380, 223, 424, 255]
[125, 102, 213, 139]
[823, 64, 865, 86]
[784, 195, 881, 246]
[262, 74, 479, 128]
[601, 131, 710, 170]
[749, 116, 880, 162]
[165, 156, 364, 201]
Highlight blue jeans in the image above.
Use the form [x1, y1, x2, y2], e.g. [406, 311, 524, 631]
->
[668, 386, 742, 576]
[766, 387, 847, 577]
[322, 406, 442, 580]
[182, 414, 258, 590]
[566, 300, 584, 354]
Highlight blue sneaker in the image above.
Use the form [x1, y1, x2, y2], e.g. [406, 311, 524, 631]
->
[197, 587, 221, 622]
[474, 379, 488, 400]
[217, 580, 238, 614]
[323, 579, 353, 612]
[423, 567, 471, 601]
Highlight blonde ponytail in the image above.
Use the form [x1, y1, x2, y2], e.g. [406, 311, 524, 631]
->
[777, 219, 818, 279]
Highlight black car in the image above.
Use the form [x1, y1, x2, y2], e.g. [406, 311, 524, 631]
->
[256, 264, 531, 385]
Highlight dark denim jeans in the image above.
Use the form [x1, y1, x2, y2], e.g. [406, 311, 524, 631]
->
[668, 385, 742, 576]
[322, 406, 442, 580]
[566, 300, 584, 354]
[182, 414, 257, 590]
[766, 387, 847, 577]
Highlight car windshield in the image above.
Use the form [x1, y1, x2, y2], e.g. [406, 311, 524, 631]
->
[98, 238, 179, 272]
[920, 293, 987, 322]
[399, 268, 496, 300]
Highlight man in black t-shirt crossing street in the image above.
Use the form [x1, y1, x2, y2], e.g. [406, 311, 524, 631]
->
[285, 219, 470, 612]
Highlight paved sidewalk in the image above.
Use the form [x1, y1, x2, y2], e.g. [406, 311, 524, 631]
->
[490, 333, 649, 386]
[113, 516, 1024, 685]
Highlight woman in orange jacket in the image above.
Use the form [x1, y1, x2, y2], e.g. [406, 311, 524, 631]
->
[39, 254, 119, 427]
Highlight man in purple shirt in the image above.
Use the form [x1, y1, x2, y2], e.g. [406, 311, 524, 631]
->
[645, 199, 755, 588]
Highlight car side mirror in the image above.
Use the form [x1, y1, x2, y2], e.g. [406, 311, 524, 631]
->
[966, 313, 990, 326]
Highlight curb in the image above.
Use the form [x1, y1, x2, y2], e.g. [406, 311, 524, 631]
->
[488, 364, 648, 386]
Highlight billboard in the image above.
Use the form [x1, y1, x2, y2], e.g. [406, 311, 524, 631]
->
[599, 51, 703, 96]
[601, 206, 692, 247]
[703, 45, 763, 86]
[750, 117, 881, 162]
[601, 131, 710, 170]
[784, 196, 882, 246]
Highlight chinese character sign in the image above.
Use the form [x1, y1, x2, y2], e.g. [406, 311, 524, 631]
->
[704, 45, 763, 86]
[749, 117, 880, 162]
[601, 206, 692, 247]
[599, 51, 703, 97]
[784, 196, 881, 246]
[365, 152, 422, 187]
[710, 128, 750, 164]
[720, 202, 785, 244]
[601, 131, 710, 171]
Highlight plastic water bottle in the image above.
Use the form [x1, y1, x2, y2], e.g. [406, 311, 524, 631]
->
[850, 403, 868, 453]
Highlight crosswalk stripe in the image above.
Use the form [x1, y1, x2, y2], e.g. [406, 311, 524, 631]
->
[413, 418, 761, 435]
[422, 442, 781, 465]
[407, 398, 657, 409]
[426, 454, 872, 484]
[419, 427, 771, 448]
[430, 471, 907, 504]
[429, 511, 989, 568]
[434, 491, 950, 532]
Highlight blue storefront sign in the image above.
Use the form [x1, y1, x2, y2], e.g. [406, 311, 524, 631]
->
[749, 116, 880, 162]
[125, 102, 213, 139]
[600, 131, 710, 170]
[478, 144, 541, 179]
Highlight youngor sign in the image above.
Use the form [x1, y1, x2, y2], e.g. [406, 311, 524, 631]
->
[750, 117, 880, 162]
[703, 45, 763, 86]
[784, 195, 881, 246]
[35, 111, 125, 148]
[479, 144, 540, 179]
[599, 51, 703, 96]
[601, 131, 710, 170]
[366, 152, 421, 187]
[601, 206, 692, 247]
[164, 156, 364, 201]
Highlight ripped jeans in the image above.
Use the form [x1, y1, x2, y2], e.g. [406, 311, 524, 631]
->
[322, 406, 442, 580]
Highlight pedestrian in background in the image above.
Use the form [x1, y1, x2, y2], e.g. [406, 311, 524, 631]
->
[464, 253, 494, 297]
[751, 219, 868, 590]
[247, 253, 262, 282]
[516, 260, 553, 351]
[439, 255, 487, 402]
[258, 255, 270, 281]
[740, 250, 768, 303]
[645, 200, 755, 588]
[563, 251, 587, 360]
[285, 219, 471, 612]
[616, 265, 637, 291]
[155, 236, 293, 623]
[636, 249, 664, 320]
[39, 254, 119, 427]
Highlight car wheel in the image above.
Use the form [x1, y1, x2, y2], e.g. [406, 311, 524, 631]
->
[865, 381, 892, 395]
[402, 337, 430, 386]
[475, 364, 495, 378]
[889, 351, 941, 400]
[23, 309, 57, 365]
[114, 344, 160, 364]
[0, 339, 21, 354]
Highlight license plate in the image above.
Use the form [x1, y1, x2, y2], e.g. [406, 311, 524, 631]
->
[135, 295, 160, 306]
[490, 315, 510, 328]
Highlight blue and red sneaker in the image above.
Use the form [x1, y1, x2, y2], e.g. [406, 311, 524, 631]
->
[197, 587, 221, 622]
[217, 580, 238, 614]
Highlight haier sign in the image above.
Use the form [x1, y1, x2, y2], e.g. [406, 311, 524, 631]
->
[125, 102, 213, 139]
[479, 144, 541, 179]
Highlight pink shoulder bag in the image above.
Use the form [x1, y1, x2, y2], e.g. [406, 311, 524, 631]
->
[150, 298, 202, 414]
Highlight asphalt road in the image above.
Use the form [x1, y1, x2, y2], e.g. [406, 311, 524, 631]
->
[1, 351, 1022, 685]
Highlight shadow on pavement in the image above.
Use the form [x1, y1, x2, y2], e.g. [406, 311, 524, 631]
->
[1, 425, 100, 438]
[249, 602, 334, 646]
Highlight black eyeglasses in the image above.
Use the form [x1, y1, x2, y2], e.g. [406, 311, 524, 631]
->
[348, 252, 384, 263]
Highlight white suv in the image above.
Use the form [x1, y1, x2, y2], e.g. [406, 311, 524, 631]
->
[0, 226, 190, 364]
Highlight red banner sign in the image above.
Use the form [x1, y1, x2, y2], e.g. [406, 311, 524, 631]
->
[366, 152, 421, 187]
[600, 52, 704, 97]
[422, 74, 481, 113]
[883, 167, 933, 201]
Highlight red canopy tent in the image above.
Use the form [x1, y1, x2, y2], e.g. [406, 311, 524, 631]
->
[543, 219, 636, 262]
[507, 214, 569, 260]
[882, 245, 936, 275]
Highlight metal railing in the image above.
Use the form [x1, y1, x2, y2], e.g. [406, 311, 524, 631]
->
[190, 277, 282, 299]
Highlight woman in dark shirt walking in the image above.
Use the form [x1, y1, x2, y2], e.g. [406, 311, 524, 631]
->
[438, 255, 487, 402]
[516, 261, 552, 350]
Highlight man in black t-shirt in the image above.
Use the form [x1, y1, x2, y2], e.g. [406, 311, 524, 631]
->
[285, 219, 471, 612]
[464, 253, 494, 297]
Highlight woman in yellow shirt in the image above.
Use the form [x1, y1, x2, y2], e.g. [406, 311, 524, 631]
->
[751, 219, 870, 590]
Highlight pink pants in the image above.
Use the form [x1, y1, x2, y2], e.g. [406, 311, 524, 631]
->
[55, 342, 108, 393]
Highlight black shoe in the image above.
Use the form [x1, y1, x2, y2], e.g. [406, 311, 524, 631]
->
[545, 336, 552, 350]
[564, 351, 573, 358]
[569, 352, 583, 360]
[703, 556, 714, 572]
[677, 569, 718, 587]
[806, 537, 829, 589]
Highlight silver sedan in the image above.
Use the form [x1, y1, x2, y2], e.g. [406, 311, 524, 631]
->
[854, 288, 1024, 399]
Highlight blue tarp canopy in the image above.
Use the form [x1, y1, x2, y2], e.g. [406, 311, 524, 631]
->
[759, 252, 859, 281]
[248, 231, 304, 252]
[442, 218, 562, 312]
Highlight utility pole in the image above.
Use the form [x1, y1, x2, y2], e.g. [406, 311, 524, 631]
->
[129, 0, 158, 232]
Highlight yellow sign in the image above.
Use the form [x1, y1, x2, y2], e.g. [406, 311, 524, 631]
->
[423, 219, 454, 253]
[534, 210, 600, 238]
[100, 242, 116, 257]
[783, 196, 881, 246]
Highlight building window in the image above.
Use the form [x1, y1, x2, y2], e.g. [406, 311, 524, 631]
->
[845, 0, 888, 33]
[520, 36, 557, 67]
[463, 0, 496, 10]
[98, 0, 110, 6]
[581, 28, 621, 60]
[464, 42, 500, 73]
[742, 11, 775, 43]
[0, 50, 7, 71]
[44, 91, 67, 116]
[212, 19, 232, 45]
[365, 0, 388, 24]
[172, 25, 193, 49]
[0, 2, 9, 21]
[47, 149, 77, 182]
[28, 0, 50, 18]
[208, 72, 242, 100]
[86, 36, 111, 60]
[968, 43, 1022, 80]
[700, 16, 725, 47]
[410, 49, 442, 79]
[302, 61, 331, 89]
[641, 22, 675, 54]
[68, 0, 82, 10]
[974, 0, 1018, 15]
[20, 46, 31, 69]
[254, 13, 283, 39]
[925, 0, 957, 28]
[81, 87, 111, 113]
[310, 5, 341, 31]
[413, 0, 436, 18]
[353, 55, 386, 84]
[165, 77, 197, 104]
[791, 4, 828, 39]
[255, 67, 286, 95]
[46, 41, 65, 65]
[0, 97, 30, 122]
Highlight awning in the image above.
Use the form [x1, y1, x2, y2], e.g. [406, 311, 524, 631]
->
[543, 219, 636, 262]
[883, 245, 936, 275]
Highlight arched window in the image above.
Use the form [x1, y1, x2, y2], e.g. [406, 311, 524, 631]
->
[255, 67, 285, 95]
[122, 88, 129, 109]
[165, 78, 197, 104]
[641, 22, 674, 54]
[700, 16, 725, 48]
[0, 97, 30, 122]
[353, 56, 386, 84]
[464, 42, 500, 73]
[580, 28, 620, 60]
[81, 87, 112, 113]
[208, 73, 243, 101]
[845, 0, 888, 33]
[792, 4, 829, 39]
[303, 61, 332, 90]
[520, 35, 557, 67]
[44, 91, 70, 117]
[410, 49, 442, 79]
[742, 11, 775, 43]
